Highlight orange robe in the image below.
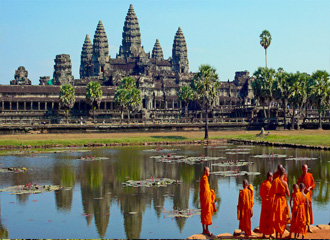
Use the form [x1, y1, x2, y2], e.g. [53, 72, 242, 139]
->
[237, 185, 254, 236]
[297, 172, 314, 224]
[270, 178, 291, 235]
[273, 170, 288, 182]
[291, 191, 307, 237]
[259, 180, 274, 235]
[200, 174, 216, 225]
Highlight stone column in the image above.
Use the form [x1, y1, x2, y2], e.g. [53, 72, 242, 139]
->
[52, 102, 54, 110]
[172, 100, 174, 109]
[165, 101, 168, 109]
[9, 101, 12, 111]
[38, 102, 40, 110]
[24, 101, 26, 110]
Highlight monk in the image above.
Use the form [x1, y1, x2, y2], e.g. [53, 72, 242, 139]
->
[199, 166, 217, 236]
[269, 167, 291, 239]
[297, 164, 315, 232]
[237, 179, 254, 236]
[259, 172, 274, 238]
[273, 164, 288, 182]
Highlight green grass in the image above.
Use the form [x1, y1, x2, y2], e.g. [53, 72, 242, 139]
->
[211, 134, 330, 147]
[0, 136, 202, 147]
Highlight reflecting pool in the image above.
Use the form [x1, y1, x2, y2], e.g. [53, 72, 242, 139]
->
[0, 144, 329, 239]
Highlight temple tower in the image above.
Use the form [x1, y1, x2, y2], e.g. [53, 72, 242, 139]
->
[172, 27, 189, 73]
[80, 34, 93, 79]
[118, 4, 145, 59]
[10, 66, 31, 85]
[151, 39, 164, 60]
[92, 20, 109, 77]
[53, 54, 74, 85]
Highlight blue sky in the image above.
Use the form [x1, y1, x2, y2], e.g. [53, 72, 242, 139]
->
[0, 0, 329, 85]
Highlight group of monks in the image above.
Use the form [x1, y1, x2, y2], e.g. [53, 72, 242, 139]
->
[199, 164, 315, 239]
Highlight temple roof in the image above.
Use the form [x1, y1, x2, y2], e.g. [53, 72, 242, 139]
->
[152, 39, 164, 60]
[93, 20, 109, 59]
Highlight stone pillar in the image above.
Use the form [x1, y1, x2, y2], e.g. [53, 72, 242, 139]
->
[9, 101, 12, 111]
[45, 102, 47, 111]
[165, 101, 168, 109]
[38, 102, 40, 110]
[180, 101, 182, 109]
[24, 101, 26, 110]
[52, 102, 54, 110]
[172, 100, 174, 109]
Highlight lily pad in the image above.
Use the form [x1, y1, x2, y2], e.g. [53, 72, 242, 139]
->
[0, 184, 62, 194]
[143, 148, 179, 152]
[210, 170, 261, 177]
[75, 156, 109, 161]
[285, 157, 317, 161]
[122, 178, 180, 188]
[212, 161, 254, 167]
[253, 154, 287, 158]
[225, 151, 250, 155]
[164, 208, 201, 218]
[0, 167, 28, 173]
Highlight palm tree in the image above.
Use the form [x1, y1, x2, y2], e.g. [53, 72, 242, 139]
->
[178, 85, 195, 121]
[274, 69, 290, 129]
[59, 84, 75, 124]
[287, 72, 306, 130]
[259, 30, 272, 68]
[311, 70, 330, 129]
[114, 77, 141, 123]
[86, 81, 103, 123]
[253, 67, 276, 121]
[192, 64, 221, 139]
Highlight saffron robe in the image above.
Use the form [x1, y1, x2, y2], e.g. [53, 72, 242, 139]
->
[291, 191, 307, 237]
[273, 170, 288, 182]
[259, 180, 274, 235]
[237, 185, 254, 236]
[297, 172, 315, 224]
[269, 178, 291, 235]
[200, 174, 216, 225]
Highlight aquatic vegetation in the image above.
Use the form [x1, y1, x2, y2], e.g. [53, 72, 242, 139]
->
[122, 178, 180, 188]
[142, 148, 179, 152]
[75, 156, 109, 161]
[0, 183, 62, 194]
[285, 157, 317, 161]
[252, 154, 287, 158]
[164, 208, 201, 218]
[0, 167, 27, 173]
[210, 170, 261, 177]
[150, 154, 225, 165]
[212, 161, 254, 167]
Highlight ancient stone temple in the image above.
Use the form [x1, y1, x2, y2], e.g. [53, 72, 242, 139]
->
[172, 27, 189, 73]
[10, 66, 31, 85]
[53, 54, 74, 85]
[118, 4, 146, 59]
[0, 4, 255, 125]
[152, 39, 164, 60]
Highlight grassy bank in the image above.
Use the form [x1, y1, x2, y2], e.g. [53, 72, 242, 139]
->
[0, 130, 329, 148]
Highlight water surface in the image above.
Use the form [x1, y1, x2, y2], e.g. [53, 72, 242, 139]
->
[0, 144, 329, 238]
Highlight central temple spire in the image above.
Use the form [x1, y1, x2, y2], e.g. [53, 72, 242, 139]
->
[118, 4, 145, 59]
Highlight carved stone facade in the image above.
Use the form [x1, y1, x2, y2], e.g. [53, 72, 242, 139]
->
[53, 54, 74, 85]
[10, 66, 31, 85]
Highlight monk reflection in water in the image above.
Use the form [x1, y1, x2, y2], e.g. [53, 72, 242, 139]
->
[237, 179, 254, 237]
[270, 167, 291, 239]
[199, 166, 217, 236]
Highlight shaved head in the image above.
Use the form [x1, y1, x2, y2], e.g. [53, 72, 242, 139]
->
[204, 166, 210, 176]
[243, 179, 248, 187]
[302, 164, 308, 174]
[278, 164, 283, 170]
[280, 167, 286, 176]
[267, 171, 273, 181]
[299, 183, 305, 191]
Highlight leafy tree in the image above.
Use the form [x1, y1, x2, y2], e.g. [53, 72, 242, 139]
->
[59, 84, 75, 124]
[114, 77, 141, 123]
[259, 30, 272, 68]
[252, 67, 276, 121]
[86, 81, 103, 123]
[192, 64, 221, 139]
[274, 68, 290, 129]
[311, 70, 330, 129]
[178, 85, 195, 121]
[287, 72, 307, 130]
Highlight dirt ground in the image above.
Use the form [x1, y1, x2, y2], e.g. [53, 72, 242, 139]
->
[0, 129, 328, 141]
